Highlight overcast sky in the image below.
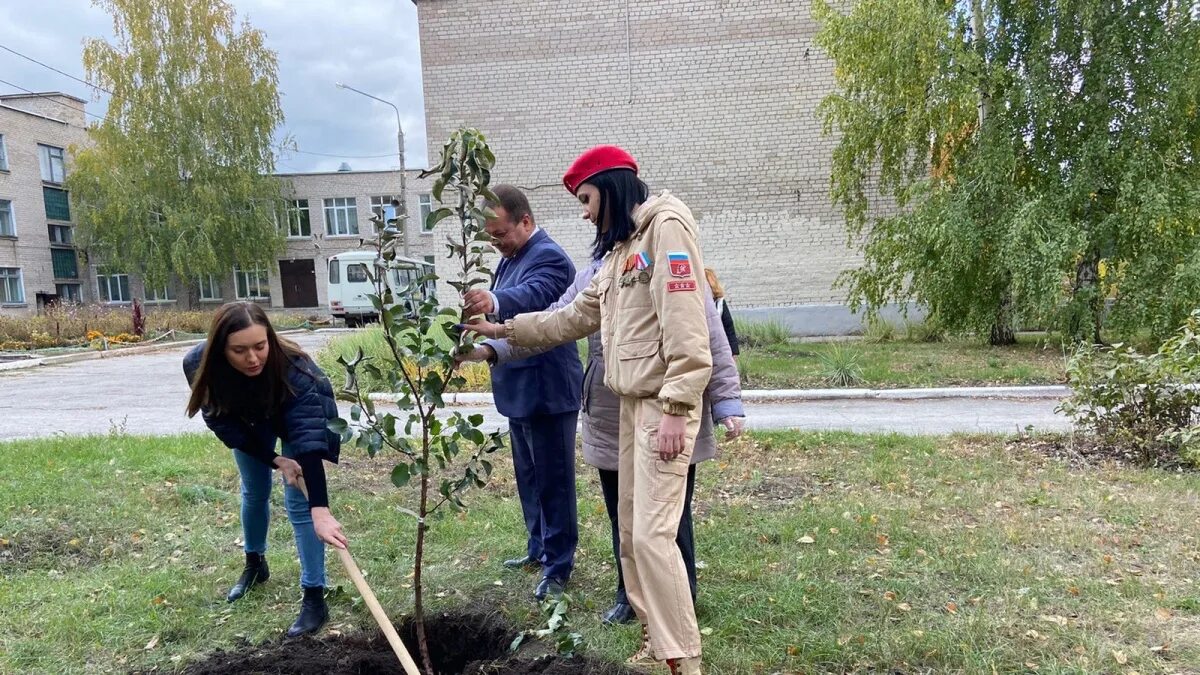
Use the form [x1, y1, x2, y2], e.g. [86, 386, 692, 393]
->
[0, 0, 427, 173]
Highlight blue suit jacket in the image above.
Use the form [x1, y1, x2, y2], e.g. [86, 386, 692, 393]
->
[490, 229, 583, 419]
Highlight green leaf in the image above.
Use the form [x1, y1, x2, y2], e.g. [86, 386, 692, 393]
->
[390, 463, 411, 488]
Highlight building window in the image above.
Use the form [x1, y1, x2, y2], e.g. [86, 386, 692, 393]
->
[48, 224, 73, 245]
[55, 283, 81, 303]
[0, 134, 8, 171]
[234, 266, 269, 300]
[145, 283, 175, 303]
[419, 194, 434, 232]
[323, 197, 358, 236]
[197, 274, 221, 301]
[0, 267, 24, 304]
[97, 272, 131, 303]
[44, 186, 70, 221]
[283, 199, 311, 237]
[39, 144, 66, 183]
[0, 200, 13, 237]
[370, 195, 400, 220]
[51, 249, 78, 279]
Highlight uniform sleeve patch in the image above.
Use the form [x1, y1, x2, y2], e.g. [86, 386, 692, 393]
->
[667, 280, 698, 293]
[667, 252, 692, 278]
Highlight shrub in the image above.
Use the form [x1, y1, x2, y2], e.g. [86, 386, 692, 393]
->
[734, 318, 791, 349]
[818, 344, 864, 387]
[1059, 310, 1200, 467]
[862, 318, 896, 343]
[904, 316, 945, 343]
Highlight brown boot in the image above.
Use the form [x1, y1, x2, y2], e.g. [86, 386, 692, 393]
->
[667, 656, 702, 675]
[626, 624, 655, 665]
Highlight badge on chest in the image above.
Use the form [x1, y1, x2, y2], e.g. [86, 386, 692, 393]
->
[620, 252, 653, 287]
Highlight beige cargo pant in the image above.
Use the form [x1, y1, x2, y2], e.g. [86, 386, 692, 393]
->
[618, 395, 702, 660]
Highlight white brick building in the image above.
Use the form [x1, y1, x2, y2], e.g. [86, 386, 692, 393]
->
[0, 92, 93, 314]
[0, 96, 446, 317]
[413, 0, 898, 334]
[186, 168, 443, 313]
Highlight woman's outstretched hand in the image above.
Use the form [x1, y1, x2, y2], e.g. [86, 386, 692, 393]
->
[458, 320, 505, 340]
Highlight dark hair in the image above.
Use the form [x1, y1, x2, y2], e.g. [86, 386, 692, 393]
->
[487, 184, 534, 226]
[585, 168, 649, 260]
[185, 302, 304, 418]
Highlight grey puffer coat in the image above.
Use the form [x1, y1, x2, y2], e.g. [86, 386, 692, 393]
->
[488, 258, 744, 471]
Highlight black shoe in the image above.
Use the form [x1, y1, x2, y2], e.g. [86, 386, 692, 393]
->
[534, 576, 567, 601]
[286, 586, 328, 637]
[226, 553, 269, 603]
[503, 555, 538, 570]
[601, 601, 636, 625]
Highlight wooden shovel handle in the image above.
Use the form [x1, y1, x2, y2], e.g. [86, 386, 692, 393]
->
[296, 477, 421, 675]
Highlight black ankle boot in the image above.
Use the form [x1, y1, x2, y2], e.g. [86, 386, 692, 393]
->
[226, 552, 270, 603]
[286, 586, 328, 637]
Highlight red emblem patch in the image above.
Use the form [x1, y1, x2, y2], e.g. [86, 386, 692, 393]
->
[667, 280, 697, 293]
[667, 252, 692, 278]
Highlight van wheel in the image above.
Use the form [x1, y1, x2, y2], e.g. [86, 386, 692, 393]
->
[345, 316, 358, 328]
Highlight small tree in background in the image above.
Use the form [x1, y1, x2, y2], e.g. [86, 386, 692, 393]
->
[814, 0, 1200, 346]
[330, 128, 506, 675]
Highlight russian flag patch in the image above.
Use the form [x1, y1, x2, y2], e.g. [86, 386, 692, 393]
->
[667, 252, 692, 278]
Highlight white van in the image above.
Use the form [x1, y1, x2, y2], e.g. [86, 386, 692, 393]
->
[327, 250, 437, 326]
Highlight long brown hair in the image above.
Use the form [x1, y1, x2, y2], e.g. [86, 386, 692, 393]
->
[704, 268, 725, 300]
[186, 302, 305, 418]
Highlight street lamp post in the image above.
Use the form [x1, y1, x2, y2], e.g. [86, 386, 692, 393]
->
[336, 82, 409, 257]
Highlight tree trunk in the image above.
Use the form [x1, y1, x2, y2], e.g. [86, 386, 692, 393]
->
[414, 411, 434, 675]
[990, 290, 1016, 346]
[971, 0, 990, 128]
[1068, 250, 1103, 345]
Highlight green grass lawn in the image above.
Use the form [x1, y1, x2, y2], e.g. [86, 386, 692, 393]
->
[738, 336, 1068, 389]
[3, 430, 1198, 673]
[316, 328, 1067, 394]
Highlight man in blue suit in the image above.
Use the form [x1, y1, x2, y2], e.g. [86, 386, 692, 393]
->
[463, 184, 583, 600]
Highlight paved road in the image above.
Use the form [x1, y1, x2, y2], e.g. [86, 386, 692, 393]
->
[0, 333, 1071, 441]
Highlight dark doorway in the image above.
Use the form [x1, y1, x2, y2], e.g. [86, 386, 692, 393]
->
[279, 259, 317, 308]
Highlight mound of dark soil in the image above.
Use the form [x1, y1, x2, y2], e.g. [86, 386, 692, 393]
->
[174, 609, 636, 675]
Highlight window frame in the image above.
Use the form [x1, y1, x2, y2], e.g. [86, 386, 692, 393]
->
[369, 195, 400, 221]
[0, 267, 25, 304]
[323, 197, 359, 236]
[97, 272, 131, 304]
[39, 144, 66, 184]
[0, 199, 14, 238]
[0, 134, 8, 172]
[197, 274, 222, 301]
[233, 266, 270, 301]
[145, 282, 176, 303]
[54, 283, 81, 303]
[283, 199, 311, 238]
[48, 223, 73, 245]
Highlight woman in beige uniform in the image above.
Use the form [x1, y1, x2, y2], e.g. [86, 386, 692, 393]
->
[465, 145, 711, 675]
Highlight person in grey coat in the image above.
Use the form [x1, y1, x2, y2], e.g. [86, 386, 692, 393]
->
[460, 256, 745, 624]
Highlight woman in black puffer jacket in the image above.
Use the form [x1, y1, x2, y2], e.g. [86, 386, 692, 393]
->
[184, 301, 345, 637]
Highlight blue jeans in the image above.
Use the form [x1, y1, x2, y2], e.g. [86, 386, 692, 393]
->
[233, 444, 326, 589]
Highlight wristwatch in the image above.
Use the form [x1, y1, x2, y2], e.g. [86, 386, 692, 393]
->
[661, 399, 691, 416]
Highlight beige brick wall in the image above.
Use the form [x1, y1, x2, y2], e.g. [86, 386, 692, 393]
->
[0, 96, 92, 317]
[415, 0, 862, 313]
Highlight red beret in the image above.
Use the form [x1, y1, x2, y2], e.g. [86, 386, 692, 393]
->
[562, 145, 639, 194]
